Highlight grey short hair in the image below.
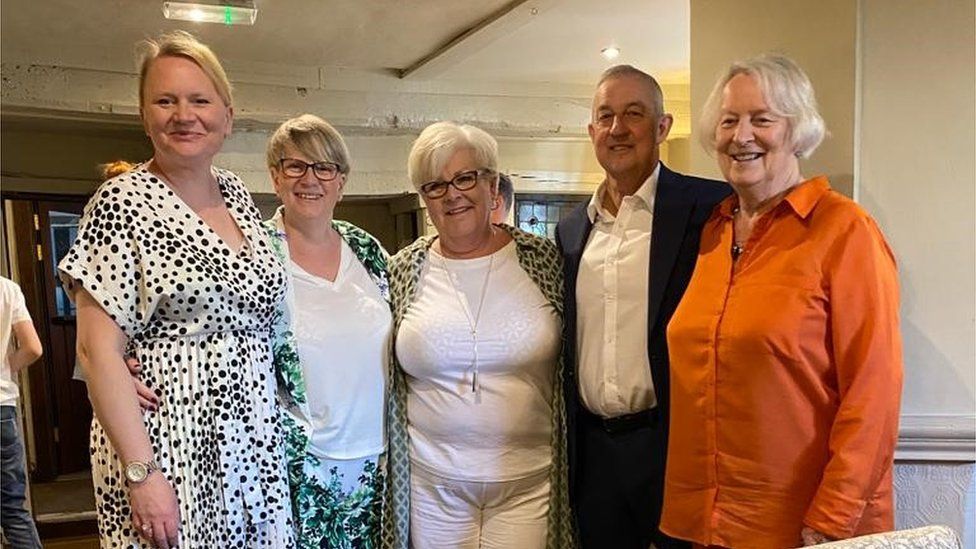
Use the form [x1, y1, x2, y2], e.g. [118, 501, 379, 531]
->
[137, 30, 233, 111]
[698, 54, 826, 158]
[407, 121, 498, 190]
[266, 114, 351, 175]
[497, 173, 514, 214]
[596, 65, 665, 118]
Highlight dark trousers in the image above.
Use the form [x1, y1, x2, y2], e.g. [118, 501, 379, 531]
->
[575, 408, 688, 549]
[1, 405, 42, 549]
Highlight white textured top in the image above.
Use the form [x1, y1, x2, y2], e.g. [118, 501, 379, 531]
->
[396, 240, 560, 481]
[292, 239, 391, 460]
[577, 164, 659, 417]
[1, 276, 32, 407]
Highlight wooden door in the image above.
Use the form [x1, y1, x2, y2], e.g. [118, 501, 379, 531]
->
[36, 200, 91, 474]
[5, 196, 91, 479]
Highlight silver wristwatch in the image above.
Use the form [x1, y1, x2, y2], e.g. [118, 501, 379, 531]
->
[124, 459, 159, 484]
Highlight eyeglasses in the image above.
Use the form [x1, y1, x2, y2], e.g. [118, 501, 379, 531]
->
[279, 158, 341, 182]
[420, 169, 496, 199]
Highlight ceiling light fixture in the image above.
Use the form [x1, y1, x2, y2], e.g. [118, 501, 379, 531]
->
[601, 46, 620, 60]
[162, 1, 258, 25]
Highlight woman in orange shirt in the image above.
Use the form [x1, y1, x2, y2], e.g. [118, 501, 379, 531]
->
[661, 54, 902, 548]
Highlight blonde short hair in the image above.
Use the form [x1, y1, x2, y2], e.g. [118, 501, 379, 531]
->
[266, 114, 351, 175]
[137, 30, 233, 110]
[407, 121, 498, 190]
[699, 54, 826, 158]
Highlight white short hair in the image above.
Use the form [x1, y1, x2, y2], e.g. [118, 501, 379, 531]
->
[407, 121, 498, 190]
[699, 54, 827, 158]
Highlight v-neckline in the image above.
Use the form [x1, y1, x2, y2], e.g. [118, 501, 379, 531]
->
[148, 164, 251, 257]
[291, 240, 346, 287]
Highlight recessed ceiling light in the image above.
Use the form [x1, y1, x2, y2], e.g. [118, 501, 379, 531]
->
[162, 1, 258, 25]
[601, 47, 620, 60]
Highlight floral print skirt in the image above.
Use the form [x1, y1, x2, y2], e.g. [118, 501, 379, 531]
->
[294, 453, 386, 549]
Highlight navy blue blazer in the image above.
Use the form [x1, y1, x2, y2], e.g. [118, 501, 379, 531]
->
[554, 163, 730, 500]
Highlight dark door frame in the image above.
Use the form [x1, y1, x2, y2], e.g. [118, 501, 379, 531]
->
[2, 191, 91, 481]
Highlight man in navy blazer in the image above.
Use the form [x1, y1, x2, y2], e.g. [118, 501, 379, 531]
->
[555, 65, 729, 549]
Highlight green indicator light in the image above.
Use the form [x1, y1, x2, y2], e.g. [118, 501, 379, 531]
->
[224, 5, 232, 25]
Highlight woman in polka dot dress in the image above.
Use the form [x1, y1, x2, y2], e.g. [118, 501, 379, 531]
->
[58, 31, 293, 548]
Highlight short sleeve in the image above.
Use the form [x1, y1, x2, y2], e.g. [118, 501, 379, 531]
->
[57, 184, 148, 336]
[9, 283, 31, 325]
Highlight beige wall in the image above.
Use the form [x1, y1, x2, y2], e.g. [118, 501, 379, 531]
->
[689, 0, 857, 196]
[690, 0, 975, 427]
[1, 126, 153, 194]
[858, 0, 975, 417]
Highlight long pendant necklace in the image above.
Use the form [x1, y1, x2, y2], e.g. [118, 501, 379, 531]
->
[440, 252, 494, 397]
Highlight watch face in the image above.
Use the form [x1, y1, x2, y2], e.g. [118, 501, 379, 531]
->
[126, 462, 149, 483]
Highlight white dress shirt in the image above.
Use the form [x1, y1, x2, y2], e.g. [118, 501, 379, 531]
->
[576, 164, 659, 418]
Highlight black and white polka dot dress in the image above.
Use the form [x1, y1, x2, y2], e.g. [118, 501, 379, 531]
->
[58, 166, 294, 547]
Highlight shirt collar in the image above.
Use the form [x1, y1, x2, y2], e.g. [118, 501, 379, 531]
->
[717, 175, 831, 220]
[782, 176, 831, 218]
[586, 162, 660, 223]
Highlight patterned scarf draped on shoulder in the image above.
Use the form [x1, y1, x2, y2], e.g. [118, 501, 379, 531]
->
[381, 225, 575, 549]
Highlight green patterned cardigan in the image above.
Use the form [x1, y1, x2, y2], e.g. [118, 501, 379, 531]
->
[381, 224, 576, 549]
[264, 209, 398, 549]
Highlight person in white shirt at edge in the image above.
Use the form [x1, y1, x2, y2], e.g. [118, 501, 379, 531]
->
[383, 121, 574, 549]
[1, 276, 44, 549]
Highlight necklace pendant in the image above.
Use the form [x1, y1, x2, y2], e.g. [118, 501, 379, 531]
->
[471, 370, 478, 393]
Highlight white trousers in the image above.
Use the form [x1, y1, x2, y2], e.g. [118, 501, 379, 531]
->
[409, 465, 550, 549]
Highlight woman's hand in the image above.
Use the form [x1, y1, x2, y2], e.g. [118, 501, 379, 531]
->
[130, 473, 180, 548]
[124, 355, 159, 411]
[801, 526, 833, 546]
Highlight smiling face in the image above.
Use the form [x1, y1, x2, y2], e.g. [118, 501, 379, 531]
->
[588, 74, 672, 184]
[271, 144, 345, 223]
[141, 55, 233, 168]
[715, 73, 800, 198]
[422, 147, 497, 248]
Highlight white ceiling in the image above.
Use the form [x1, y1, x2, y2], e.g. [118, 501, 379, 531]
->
[0, 0, 689, 87]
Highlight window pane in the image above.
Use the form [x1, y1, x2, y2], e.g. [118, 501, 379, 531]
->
[49, 211, 81, 317]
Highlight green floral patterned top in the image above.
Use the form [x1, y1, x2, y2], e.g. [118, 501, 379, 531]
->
[264, 208, 397, 549]
[381, 225, 576, 549]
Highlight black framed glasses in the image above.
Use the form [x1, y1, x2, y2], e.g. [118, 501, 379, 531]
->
[279, 158, 341, 181]
[420, 169, 496, 199]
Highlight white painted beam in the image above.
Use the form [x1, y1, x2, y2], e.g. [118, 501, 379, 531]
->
[399, 0, 560, 80]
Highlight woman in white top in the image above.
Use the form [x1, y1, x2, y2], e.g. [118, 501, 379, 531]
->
[262, 115, 394, 549]
[384, 121, 574, 549]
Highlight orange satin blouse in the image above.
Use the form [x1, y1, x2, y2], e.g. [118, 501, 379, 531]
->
[661, 176, 903, 548]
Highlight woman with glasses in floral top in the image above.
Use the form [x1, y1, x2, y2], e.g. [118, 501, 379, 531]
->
[383, 121, 574, 549]
[263, 114, 395, 549]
